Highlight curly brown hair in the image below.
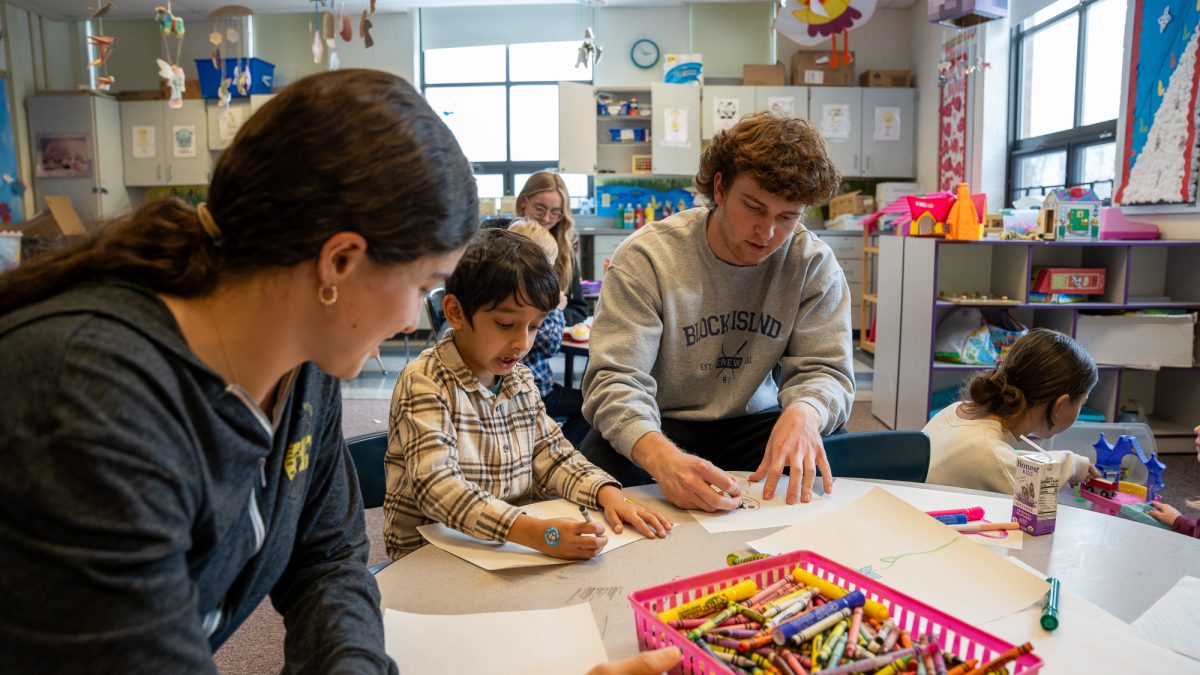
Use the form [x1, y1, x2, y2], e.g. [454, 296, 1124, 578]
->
[695, 111, 841, 207]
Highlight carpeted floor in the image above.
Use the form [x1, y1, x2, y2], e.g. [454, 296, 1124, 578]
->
[213, 398, 1200, 673]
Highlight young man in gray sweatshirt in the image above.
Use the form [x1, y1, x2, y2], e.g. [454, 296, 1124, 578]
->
[581, 111, 855, 512]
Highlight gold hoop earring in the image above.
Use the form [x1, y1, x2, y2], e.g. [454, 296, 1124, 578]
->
[319, 285, 338, 306]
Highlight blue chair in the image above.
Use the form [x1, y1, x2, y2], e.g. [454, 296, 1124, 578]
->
[822, 430, 930, 483]
[346, 431, 388, 509]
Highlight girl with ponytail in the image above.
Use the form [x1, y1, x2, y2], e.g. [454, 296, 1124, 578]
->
[0, 70, 477, 671]
[922, 328, 1100, 493]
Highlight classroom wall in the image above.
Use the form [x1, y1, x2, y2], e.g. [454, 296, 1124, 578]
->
[908, 3, 941, 194]
[690, 2, 774, 81]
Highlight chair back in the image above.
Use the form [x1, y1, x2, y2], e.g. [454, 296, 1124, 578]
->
[346, 431, 388, 509]
[823, 430, 930, 483]
[425, 288, 447, 338]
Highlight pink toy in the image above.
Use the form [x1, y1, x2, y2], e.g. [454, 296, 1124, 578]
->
[1098, 207, 1159, 240]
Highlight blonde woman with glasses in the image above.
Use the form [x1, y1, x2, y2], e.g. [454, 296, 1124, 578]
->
[516, 172, 589, 326]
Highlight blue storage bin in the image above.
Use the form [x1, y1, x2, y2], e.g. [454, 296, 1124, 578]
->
[195, 57, 274, 99]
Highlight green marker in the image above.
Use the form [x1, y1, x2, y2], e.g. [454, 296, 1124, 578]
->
[1040, 577, 1061, 631]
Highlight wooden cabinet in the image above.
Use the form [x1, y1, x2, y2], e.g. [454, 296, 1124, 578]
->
[558, 82, 700, 177]
[120, 100, 211, 187]
[807, 87, 915, 178]
[872, 238, 1200, 453]
[26, 93, 131, 229]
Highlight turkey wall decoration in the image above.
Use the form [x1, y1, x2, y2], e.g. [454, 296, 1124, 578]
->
[775, 0, 877, 66]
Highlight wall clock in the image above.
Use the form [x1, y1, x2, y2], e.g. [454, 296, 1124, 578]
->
[630, 38, 660, 70]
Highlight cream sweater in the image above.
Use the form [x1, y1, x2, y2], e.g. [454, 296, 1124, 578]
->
[923, 403, 1091, 494]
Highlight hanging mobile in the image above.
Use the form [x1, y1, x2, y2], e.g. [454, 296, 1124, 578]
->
[154, 3, 187, 108]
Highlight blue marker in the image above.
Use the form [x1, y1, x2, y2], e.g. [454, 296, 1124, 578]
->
[772, 589, 866, 645]
[932, 513, 968, 525]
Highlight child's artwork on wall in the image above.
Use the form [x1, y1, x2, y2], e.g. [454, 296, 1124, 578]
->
[938, 31, 971, 192]
[172, 125, 197, 158]
[35, 134, 92, 178]
[1115, 0, 1200, 205]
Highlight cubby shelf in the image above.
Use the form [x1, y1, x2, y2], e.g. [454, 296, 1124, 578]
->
[873, 237, 1200, 453]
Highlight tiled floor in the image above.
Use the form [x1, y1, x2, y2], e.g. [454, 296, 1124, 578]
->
[341, 338, 877, 401]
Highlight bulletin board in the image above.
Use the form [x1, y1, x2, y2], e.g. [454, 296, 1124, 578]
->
[1114, 0, 1200, 206]
[0, 74, 25, 224]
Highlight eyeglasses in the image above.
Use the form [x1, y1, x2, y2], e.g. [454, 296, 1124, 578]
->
[530, 204, 564, 220]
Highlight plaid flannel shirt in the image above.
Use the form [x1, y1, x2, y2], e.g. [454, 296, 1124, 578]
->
[523, 308, 565, 397]
[383, 331, 617, 558]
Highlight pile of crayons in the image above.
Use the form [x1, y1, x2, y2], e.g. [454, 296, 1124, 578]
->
[656, 566, 1035, 675]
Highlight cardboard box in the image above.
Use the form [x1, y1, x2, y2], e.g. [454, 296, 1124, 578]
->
[828, 191, 875, 219]
[791, 51, 855, 86]
[1075, 312, 1196, 368]
[743, 62, 786, 86]
[929, 0, 1008, 27]
[859, 69, 912, 87]
[159, 78, 202, 101]
[1012, 453, 1059, 536]
[10, 196, 87, 263]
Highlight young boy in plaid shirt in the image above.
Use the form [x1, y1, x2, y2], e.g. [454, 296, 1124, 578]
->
[383, 229, 671, 560]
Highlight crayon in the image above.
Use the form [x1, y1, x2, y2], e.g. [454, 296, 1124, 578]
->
[773, 591, 865, 645]
[924, 506, 985, 521]
[748, 577, 797, 607]
[782, 649, 809, 675]
[817, 620, 849, 664]
[843, 608, 863, 660]
[811, 634, 824, 673]
[1040, 577, 1061, 631]
[780, 608, 854, 648]
[948, 521, 1019, 532]
[579, 505, 593, 522]
[927, 638, 947, 675]
[791, 568, 890, 621]
[872, 655, 911, 675]
[944, 659, 977, 675]
[764, 587, 823, 621]
[817, 642, 935, 675]
[688, 599, 740, 640]
[658, 579, 758, 622]
[962, 642, 1032, 675]
[827, 628, 850, 668]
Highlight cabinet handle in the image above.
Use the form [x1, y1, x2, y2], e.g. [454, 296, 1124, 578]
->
[866, 155, 871, 172]
[167, 165, 172, 182]
[157, 165, 162, 180]
[853, 155, 859, 170]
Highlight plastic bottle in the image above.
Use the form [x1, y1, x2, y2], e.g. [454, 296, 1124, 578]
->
[645, 198, 656, 224]
[623, 203, 635, 229]
[614, 202, 623, 228]
[678, 198, 687, 213]
[629, 97, 639, 116]
[634, 203, 645, 229]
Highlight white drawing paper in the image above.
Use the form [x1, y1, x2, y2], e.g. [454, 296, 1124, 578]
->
[384, 604, 609, 675]
[820, 103, 851, 139]
[171, 125, 197, 158]
[766, 96, 795, 118]
[218, 106, 245, 143]
[874, 106, 901, 141]
[662, 107, 689, 147]
[747, 488, 1048, 625]
[132, 126, 156, 159]
[712, 98, 740, 134]
[1132, 575, 1200, 661]
[416, 498, 650, 571]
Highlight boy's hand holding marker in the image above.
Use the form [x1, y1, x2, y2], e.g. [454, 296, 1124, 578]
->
[511, 513, 608, 560]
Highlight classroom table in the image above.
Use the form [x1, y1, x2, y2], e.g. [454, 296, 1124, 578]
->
[560, 339, 589, 390]
[375, 480, 1200, 661]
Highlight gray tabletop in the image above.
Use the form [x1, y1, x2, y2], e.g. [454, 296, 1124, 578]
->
[376, 480, 1200, 659]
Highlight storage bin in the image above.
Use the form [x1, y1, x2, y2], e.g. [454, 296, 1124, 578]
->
[195, 57, 274, 99]
[629, 549, 1043, 674]
[608, 127, 647, 143]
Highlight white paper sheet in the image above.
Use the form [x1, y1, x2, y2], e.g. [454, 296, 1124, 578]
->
[982, 559, 1199, 670]
[766, 96, 795, 118]
[712, 98, 740, 134]
[416, 498, 649, 571]
[1133, 575, 1200, 661]
[820, 103, 850, 139]
[690, 474, 1022, 549]
[383, 604, 609, 675]
[873, 106, 901, 141]
[662, 107, 689, 147]
[747, 488, 1048, 625]
[171, 125, 197, 158]
[131, 125, 155, 158]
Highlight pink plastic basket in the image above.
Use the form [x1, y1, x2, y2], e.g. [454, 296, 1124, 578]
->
[628, 549, 1043, 674]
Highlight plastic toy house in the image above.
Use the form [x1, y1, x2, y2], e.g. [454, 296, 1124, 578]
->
[1080, 434, 1168, 527]
[1040, 187, 1101, 241]
[905, 193, 954, 236]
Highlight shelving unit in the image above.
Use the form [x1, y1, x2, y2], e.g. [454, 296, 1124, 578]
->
[559, 83, 700, 177]
[872, 238, 1200, 453]
[861, 226, 880, 353]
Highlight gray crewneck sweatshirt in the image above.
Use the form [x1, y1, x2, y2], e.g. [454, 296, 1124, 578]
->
[582, 207, 855, 458]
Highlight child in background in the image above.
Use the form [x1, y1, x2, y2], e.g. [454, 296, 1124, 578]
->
[508, 219, 591, 446]
[384, 229, 671, 560]
[1148, 424, 1200, 538]
[923, 328, 1099, 494]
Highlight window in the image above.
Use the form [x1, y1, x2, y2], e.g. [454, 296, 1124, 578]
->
[423, 41, 590, 207]
[1009, 0, 1125, 204]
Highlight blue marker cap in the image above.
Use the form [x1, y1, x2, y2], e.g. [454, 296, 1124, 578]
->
[933, 513, 968, 525]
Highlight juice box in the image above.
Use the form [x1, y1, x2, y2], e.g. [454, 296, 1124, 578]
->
[1012, 453, 1058, 535]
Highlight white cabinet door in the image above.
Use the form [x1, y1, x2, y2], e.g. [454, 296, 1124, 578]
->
[861, 88, 915, 178]
[701, 85, 756, 140]
[207, 100, 252, 151]
[164, 100, 211, 185]
[93, 97, 131, 221]
[754, 86, 810, 120]
[558, 81, 597, 174]
[121, 101, 165, 187]
[808, 87, 862, 177]
[651, 82, 700, 176]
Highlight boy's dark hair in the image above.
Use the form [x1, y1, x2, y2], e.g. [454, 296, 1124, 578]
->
[963, 328, 1098, 427]
[694, 110, 841, 207]
[446, 229, 559, 325]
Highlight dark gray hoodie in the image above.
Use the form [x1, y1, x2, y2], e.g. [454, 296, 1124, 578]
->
[0, 279, 395, 673]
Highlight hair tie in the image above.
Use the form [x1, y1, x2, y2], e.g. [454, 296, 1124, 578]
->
[196, 202, 222, 240]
